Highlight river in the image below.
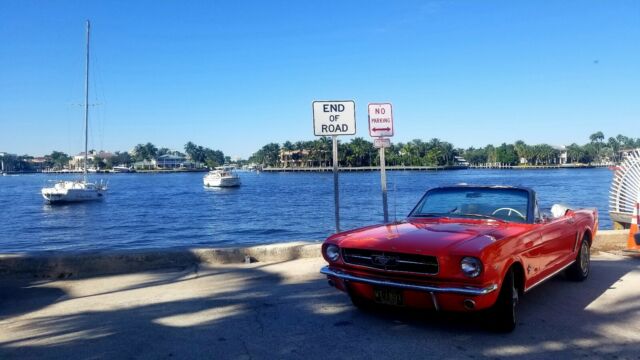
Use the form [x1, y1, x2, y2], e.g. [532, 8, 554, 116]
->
[0, 168, 613, 253]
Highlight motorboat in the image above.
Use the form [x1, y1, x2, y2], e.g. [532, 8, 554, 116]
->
[41, 21, 108, 204]
[113, 165, 134, 173]
[203, 167, 241, 187]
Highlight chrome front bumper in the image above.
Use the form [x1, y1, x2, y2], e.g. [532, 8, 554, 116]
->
[320, 266, 498, 296]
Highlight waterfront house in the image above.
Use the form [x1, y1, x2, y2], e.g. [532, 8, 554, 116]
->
[133, 159, 157, 170]
[28, 157, 48, 172]
[69, 151, 113, 170]
[454, 156, 470, 166]
[133, 154, 204, 170]
[553, 145, 568, 165]
[279, 149, 329, 168]
[156, 154, 200, 169]
[279, 149, 309, 168]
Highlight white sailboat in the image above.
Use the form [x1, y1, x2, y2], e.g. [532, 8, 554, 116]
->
[42, 20, 108, 204]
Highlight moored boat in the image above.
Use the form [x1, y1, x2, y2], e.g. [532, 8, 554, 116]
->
[203, 167, 241, 187]
[42, 180, 107, 203]
[41, 20, 108, 204]
[113, 165, 134, 173]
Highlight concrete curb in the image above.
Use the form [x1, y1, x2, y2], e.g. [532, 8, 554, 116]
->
[0, 230, 631, 280]
[0, 242, 322, 280]
[592, 229, 629, 254]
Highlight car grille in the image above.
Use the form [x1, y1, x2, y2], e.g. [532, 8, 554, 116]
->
[342, 248, 439, 275]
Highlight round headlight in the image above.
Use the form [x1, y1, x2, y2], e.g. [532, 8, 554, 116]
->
[460, 257, 482, 278]
[325, 244, 340, 262]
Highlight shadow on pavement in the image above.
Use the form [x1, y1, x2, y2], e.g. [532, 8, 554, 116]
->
[0, 256, 638, 359]
[0, 281, 67, 319]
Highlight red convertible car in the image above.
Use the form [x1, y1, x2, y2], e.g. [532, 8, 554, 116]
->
[321, 185, 598, 332]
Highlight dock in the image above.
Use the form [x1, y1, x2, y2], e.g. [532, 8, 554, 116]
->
[262, 165, 469, 172]
[261, 164, 605, 172]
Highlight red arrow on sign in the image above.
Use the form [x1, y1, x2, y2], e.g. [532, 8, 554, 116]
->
[372, 127, 391, 132]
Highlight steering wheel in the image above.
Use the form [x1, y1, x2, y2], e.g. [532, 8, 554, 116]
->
[492, 207, 526, 220]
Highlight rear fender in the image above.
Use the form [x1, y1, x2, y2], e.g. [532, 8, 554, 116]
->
[573, 227, 593, 253]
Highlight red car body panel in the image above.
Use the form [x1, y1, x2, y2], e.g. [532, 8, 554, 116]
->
[321, 187, 598, 313]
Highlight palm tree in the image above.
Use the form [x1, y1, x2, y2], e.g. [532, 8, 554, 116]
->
[566, 143, 583, 163]
[440, 142, 455, 165]
[184, 142, 197, 160]
[282, 141, 294, 151]
[401, 142, 416, 166]
[348, 138, 370, 167]
[514, 140, 527, 163]
[607, 137, 620, 162]
[589, 131, 605, 144]
[616, 134, 631, 148]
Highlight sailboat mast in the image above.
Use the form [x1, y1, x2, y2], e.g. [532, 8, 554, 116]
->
[83, 20, 90, 181]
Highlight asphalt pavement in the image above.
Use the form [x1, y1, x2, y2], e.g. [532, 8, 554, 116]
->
[1, 253, 639, 359]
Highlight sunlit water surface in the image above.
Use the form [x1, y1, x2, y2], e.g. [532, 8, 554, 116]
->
[0, 168, 612, 253]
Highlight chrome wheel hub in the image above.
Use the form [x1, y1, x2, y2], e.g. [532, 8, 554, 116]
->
[580, 242, 590, 275]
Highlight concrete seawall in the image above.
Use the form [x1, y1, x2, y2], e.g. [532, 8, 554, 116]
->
[0, 230, 631, 279]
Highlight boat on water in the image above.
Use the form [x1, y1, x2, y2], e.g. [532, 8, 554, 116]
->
[113, 165, 134, 173]
[42, 21, 108, 204]
[203, 167, 241, 187]
[42, 179, 107, 202]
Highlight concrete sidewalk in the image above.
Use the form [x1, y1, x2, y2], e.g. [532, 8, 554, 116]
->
[1, 254, 639, 359]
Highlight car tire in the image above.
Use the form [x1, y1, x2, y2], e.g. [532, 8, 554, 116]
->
[566, 238, 590, 281]
[491, 268, 518, 333]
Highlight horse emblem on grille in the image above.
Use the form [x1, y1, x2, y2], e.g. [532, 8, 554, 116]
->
[372, 254, 397, 266]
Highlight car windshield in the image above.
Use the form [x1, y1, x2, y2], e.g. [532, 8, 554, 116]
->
[410, 187, 530, 223]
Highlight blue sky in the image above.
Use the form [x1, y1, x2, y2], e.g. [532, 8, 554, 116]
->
[1, 0, 638, 158]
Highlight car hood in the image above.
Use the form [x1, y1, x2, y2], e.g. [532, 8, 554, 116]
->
[332, 219, 528, 254]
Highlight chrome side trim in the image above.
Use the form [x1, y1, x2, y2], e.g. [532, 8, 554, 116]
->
[524, 260, 575, 293]
[320, 266, 498, 296]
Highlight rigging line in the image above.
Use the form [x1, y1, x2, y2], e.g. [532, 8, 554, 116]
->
[91, 46, 105, 154]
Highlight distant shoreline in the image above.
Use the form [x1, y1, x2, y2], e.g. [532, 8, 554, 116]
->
[2, 164, 610, 175]
[3, 169, 209, 175]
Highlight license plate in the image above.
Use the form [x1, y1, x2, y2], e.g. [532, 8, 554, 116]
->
[374, 288, 403, 306]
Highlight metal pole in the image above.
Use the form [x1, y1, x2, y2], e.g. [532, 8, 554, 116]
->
[83, 20, 90, 182]
[380, 146, 388, 223]
[332, 135, 340, 233]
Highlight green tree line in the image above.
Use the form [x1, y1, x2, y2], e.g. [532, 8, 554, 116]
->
[249, 132, 640, 168]
[1, 141, 226, 171]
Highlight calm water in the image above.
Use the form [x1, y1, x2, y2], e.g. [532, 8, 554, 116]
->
[0, 168, 613, 253]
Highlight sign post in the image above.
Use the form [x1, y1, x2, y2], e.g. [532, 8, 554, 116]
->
[332, 135, 339, 232]
[368, 103, 394, 223]
[313, 100, 356, 233]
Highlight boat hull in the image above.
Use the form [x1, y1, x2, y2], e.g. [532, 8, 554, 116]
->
[203, 176, 240, 187]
